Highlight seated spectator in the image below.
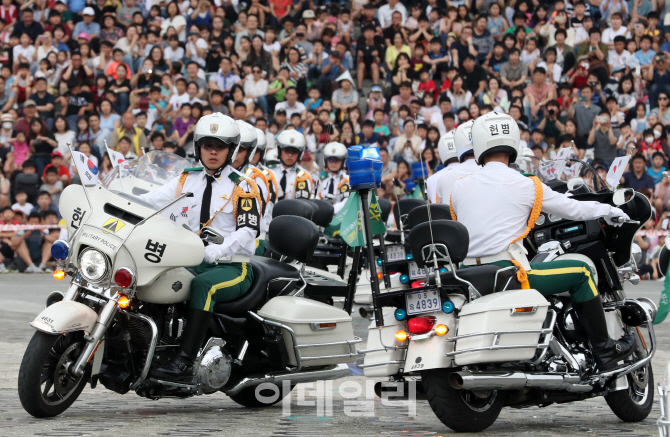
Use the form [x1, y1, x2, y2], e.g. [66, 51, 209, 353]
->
[40, 169, 64, 207]
[647, 151, 667, 185]
[11, 190, 33, 216]
[622, 153, 656, 198]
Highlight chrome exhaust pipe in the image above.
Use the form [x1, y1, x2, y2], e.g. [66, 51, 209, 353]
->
[224, 363, 351, 396]
[359, 306, 374, 319]
[450, 371, 592, 393]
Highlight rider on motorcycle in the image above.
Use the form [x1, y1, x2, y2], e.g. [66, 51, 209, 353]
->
[316, 142, 350, 213]
[436, 120, 477, 204]
[426, 130, 458, 204]
[272, 130, 313, 200]
[449, 112, 635, 371]
[234, 121, 271, 256]
[138, 113, 263, 382]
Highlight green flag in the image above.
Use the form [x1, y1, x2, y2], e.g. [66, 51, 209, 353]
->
[654, 263, 670, 324]
[338, 191, 387, 247]
[406, 185, 424, 199]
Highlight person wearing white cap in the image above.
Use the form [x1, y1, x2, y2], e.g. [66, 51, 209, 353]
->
[332, 70, 359, 114]
[73, 7, 101, 40]
[426, 130, 459, 204]
[436, 120, 478, 204]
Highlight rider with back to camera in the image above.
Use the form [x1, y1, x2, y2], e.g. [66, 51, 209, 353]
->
[426, 130, 459, 204]
[271, 130, 314, 200]
[449, 112, 634, 370]
[233, 120, 272, 256]
[138, 113, 263, 382]
[436, 120, 478, 204]
[317, 142, 350, 214]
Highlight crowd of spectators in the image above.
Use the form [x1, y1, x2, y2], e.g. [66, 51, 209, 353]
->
[2, 0, 670, 272]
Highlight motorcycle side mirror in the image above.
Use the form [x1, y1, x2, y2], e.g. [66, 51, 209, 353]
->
[201, 227, 224, 245]
[612, 188, 635, 206]
[631, 243, 642, 265]
[567, 177, 585, 192]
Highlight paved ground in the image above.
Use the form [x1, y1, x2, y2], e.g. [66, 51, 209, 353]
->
[0, 273, 667, 436]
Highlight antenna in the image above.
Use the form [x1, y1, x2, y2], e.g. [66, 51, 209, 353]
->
[392, 178, 405, 245]
[417, 138, 441, 287]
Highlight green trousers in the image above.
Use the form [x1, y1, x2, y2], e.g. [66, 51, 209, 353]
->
[190, 261, 254, 311]
[255, 239, 266, 256]
[474, 259, 598, 303]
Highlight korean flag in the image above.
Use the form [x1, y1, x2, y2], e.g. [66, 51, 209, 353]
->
[106, 146, 128, 169]
[159, 196, 193, 229]
[71, 151, 99, 186]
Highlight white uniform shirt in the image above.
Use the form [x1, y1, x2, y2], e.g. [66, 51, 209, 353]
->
[450, 161, 616, 258]
[271, 164, 313, 200]
[436, 159, 480, 204]
[317, 170, 349, 203]
[427, 162, 459, 204]
[138, 166, 257, 258]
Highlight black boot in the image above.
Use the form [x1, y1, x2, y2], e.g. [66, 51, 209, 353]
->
[151, 308, 213, 383]
[573, 296, 635, 371]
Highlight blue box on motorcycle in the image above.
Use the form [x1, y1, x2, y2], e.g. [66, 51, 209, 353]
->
[349, 159, 376, 188]
[412, 161, 428, 180]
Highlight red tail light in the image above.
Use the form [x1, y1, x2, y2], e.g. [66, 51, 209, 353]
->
[410, 280, 425, 288]
[408, 316, 436, 334]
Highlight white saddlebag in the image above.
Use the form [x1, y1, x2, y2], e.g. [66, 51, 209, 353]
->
[361, 308, 407, 377]
[454, 289, 550, 366]
[258, 296, 359, 367]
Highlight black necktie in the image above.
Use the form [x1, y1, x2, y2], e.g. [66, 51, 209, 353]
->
[199, 175, 214, 231]
[279, 169, 287, 200]
[328, 177, 335, 195]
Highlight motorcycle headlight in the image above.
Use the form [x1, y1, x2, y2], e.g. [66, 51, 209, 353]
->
[78, 249, 109, 282]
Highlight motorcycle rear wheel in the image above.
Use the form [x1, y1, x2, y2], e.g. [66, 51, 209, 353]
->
[605, 332, 654, 422]
[227, 383, 294, 408]
[422, 369, 505, 433]
[18, 331, 90, 418]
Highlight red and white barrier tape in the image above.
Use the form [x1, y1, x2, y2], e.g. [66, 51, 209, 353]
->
[637, 230, 670, 236]
[0, 224, 61, 232]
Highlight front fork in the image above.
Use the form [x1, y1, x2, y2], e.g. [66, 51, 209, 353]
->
[63, 283, 120, 377]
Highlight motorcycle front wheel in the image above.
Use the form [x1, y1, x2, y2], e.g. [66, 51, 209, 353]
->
[605, 331, 654, 422]
[18, 331, 90, 418]
[422, 368, 505, 433]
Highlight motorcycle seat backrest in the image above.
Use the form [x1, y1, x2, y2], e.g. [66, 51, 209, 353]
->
[272, 199, 314, 220]
[311, 199, 335, 227]
[213, 256, 301, 315]
[408, 220, 469, 268]
[268, 215, 319, 263]
[392, 198, 426, 230]
[405, 204, 453, 230]
[378, 197, 392, 223]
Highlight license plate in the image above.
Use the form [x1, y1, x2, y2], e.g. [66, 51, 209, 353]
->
[406, 289, 442, 315]
[408, 261, 435, 279]
[385, 244, 406, 262]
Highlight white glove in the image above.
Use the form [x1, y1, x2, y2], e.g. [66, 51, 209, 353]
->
[604, 207, 630, 227]
[204, 244, 224, 264]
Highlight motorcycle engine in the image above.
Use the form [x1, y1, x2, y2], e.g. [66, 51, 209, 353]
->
[558, 305, 589, 344]
[195, 338, 233, 393]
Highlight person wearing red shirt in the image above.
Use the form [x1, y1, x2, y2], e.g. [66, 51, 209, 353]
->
[42, 151, 71, 184]
[270, 0, 292, 22]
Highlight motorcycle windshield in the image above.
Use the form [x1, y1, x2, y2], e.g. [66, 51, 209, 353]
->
[515, 153, 608, 193]
[102, 151, 194, 189]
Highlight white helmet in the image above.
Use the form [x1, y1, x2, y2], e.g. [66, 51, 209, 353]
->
[234, 120, 258, 169]
[193, 113, 240, 174]
[255, 127, 267, 151]
[264, 147, 279, 166]
[276, 129, 307, 165]
[471, 112, 521, 165]
[454, 120, 475, 162]
[437, 130, 457, 165]
[323, 142, 347, 172]
[323, 142, 348, 160]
